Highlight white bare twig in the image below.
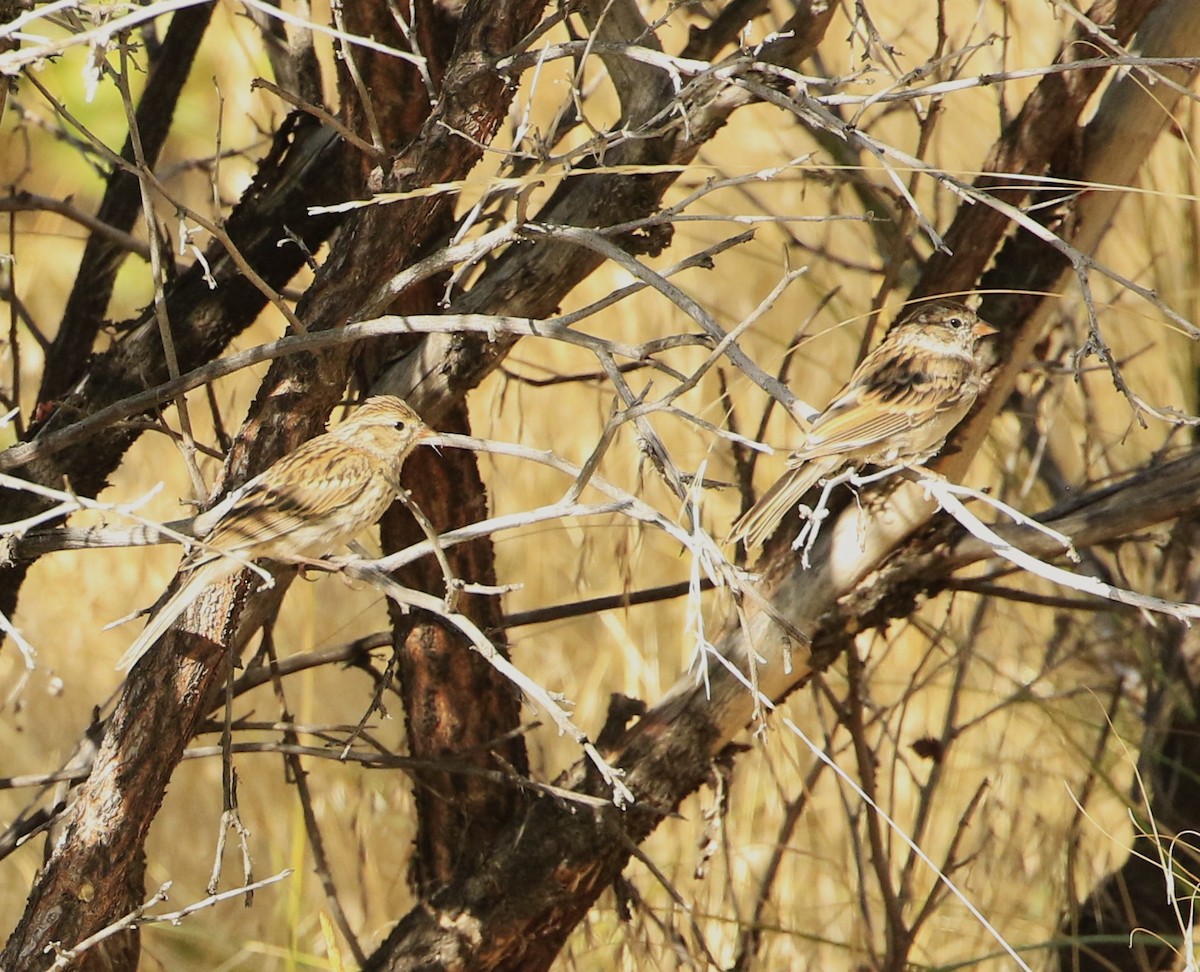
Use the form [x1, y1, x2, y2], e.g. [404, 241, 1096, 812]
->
[919, 475, 1080, 563]
[0, 472, 276, 602]
[0, 0, 423, 73]
[0, 312, 710, 472]
[46, 870, 293, 968]
[344, 566, 636, 807]
[410, 433, 735, 589]
[920, 474, 1200, 622]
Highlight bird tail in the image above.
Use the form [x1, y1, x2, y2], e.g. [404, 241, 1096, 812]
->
[726, 458, 837, 551]
[115, 560, 238, 672]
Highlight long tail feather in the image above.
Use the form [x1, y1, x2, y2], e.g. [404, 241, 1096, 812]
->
[727, 459, 837, 551]
[115, 560, 239, 672]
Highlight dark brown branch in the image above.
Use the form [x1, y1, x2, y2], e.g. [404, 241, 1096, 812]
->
[0, 111, 348, 623]
[362, 436, 1200, 972]
[334, 1, 529, 899]
[0, 4, 551, 968]
[0, 190, 153, 259]
[911, 0, 1162, 303]
[38, 3, 215, 404]
[501, 579, 714, 629]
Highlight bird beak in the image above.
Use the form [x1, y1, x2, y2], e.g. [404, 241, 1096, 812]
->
[416, 426, 442, 456]
[972, 319, 999, 338]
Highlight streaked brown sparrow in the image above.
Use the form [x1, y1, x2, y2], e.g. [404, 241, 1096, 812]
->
[117, 395, 432, 671]
[728, 299, 997, 550]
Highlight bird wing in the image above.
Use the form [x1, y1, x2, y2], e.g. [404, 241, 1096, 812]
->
[201, 447, 379, 558]
[118, 445, 392, 672]
[794, 344, 975, 462]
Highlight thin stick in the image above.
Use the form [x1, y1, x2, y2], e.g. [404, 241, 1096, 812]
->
[920, 474, 1200, 622]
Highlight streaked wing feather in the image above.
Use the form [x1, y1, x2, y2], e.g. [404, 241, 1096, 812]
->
[797, 349, 971, 460]
[117, 401, 426, 672]
[208, 449, 377, 552]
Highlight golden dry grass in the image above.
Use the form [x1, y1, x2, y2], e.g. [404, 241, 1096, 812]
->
[1, 2, 1197, 969]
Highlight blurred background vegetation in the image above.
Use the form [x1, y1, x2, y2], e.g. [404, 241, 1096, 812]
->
[1, 1, 1198, 969]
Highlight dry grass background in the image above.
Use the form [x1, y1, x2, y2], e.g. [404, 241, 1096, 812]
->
[1, 1, 1197, 969]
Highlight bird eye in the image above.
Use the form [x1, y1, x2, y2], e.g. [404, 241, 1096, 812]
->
[947, 316, 964, 329]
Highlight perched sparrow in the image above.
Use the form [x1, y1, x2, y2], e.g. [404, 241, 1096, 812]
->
[116, 396, 432, 671]
[728, 300, 997, 550]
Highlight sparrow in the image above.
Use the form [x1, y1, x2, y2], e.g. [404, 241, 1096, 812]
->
[728, 300, 997, 550]
[116, 395, 432, 671]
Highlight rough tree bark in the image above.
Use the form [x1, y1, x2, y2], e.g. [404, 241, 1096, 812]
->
[1, 1, 1196, 969]
[339, 1, 532, 895]
[0, 2, 548, 969]
[355, 1, 1199, 967]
